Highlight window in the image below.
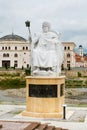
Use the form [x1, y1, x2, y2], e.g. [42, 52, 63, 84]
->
[26, 47, 28, 50]
[67, 53, 70, 57]
[23, 47, 25, 50]
[5, 47, 7, 50]
[2, 47, 4, 50]
[14, 53, 18, 57]
[64, 46, 66, 50]
[15, 47, 17, 50]
[3, 53, 6, 57]
[67, 61, 70, 63]
[27, 64, 29, 68]
[68, 46, 70, 50]
[3, 53, 9, 57]
[7, 53, 9, 57]
[67, 61, 70, 70]
[14, 60, 18, 67]
[8, 47, 11, 50]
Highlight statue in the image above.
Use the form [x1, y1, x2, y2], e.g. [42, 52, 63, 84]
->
[31, 22, 64, 76]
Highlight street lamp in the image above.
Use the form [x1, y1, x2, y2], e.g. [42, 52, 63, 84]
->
[62, 104, 67, 119]
[25, 20, 32, 43]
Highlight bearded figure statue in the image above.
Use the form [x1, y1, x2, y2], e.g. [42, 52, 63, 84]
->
[31, 22, 64, 76]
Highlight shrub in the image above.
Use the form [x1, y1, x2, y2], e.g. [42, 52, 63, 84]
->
[78, 72, 82, 77]
[65, 79, 83, 88]
[0, 78, 26, 89]
[85, 80, 87, 85]
[25, 67, 31, 76]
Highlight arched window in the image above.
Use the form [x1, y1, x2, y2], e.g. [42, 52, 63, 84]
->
[67, 61, 70, 63]
[23, 47, 25, 50]
[5, 47, 7, 50]
[15, 47, 17, 50]
[64, 46, 66, 50]
[68, 46, 70, 50]
[14, 60, 18, 67]
[3, 53, 6, 57]
[67, 53, 70, 57]
[7, 53, 9, 57]
[26, 47, 28, 50]
[3, 53, 9, 57]
[2, 47, 4, 50]
[14, 53, 18, 57]
[8, 46, 11, 50]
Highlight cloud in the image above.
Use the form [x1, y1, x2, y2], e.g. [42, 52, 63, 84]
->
[0, 0, 87, 49]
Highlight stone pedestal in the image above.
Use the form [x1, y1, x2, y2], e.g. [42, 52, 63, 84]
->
[22, 76, 65, 118]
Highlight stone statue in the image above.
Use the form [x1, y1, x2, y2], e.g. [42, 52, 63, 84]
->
[31, 22, 64, 76]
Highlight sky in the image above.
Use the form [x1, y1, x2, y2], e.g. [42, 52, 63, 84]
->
[0, 0, 87, 50]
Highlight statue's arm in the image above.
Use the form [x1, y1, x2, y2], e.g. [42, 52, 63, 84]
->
[45, 37, 58, 44]
[32, 36, 39, 48]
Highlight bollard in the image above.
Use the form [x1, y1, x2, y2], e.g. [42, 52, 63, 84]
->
[62, 104, 67, 119]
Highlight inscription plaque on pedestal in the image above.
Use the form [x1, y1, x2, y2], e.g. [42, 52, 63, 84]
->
[29, 84, 57, 97]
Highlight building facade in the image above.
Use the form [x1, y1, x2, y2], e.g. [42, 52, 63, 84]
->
[0, 34, 80, 69]
[62, 42, 76, 69]
[75, 53, 87, 68]
[0, 34, 31, 68]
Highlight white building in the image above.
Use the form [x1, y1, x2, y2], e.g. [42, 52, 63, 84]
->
[0, 34, 31, 68]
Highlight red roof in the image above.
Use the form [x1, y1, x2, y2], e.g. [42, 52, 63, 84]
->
[75, 53, 87, 62]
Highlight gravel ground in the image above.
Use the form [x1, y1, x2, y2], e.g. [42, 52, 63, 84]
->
[0, 89, 25, 104]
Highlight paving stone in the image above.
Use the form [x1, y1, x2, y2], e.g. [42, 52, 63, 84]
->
[45, 126, 55, 130]
[0, 124, 3, 128]
[54, 128, 62, 130]
[35, 124, 48, 130]
[24, 122, 40, 130]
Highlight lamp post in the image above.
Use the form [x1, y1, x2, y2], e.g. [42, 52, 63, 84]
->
[25, 20, 32, 43]
[62, 104, 67, 119]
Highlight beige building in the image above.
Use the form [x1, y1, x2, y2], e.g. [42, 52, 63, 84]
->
[0, 34, 77, 70]
[62, 42, 76, 69]
[0, 34, 31, 68]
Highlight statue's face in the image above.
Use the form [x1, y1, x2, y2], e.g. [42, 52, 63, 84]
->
[42, 26, 49, 33]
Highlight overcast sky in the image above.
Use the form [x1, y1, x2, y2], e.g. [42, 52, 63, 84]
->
[0, 0, 87, 49]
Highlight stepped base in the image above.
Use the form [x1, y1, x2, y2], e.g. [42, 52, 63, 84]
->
[22, 111, 62, 118]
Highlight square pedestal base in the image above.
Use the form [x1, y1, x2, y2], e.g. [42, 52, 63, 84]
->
[22, 110, 62, 118]
[24, 76, 65, 118]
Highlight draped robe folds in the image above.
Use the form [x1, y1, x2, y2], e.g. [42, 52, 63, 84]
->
[32, 31, 64, 74]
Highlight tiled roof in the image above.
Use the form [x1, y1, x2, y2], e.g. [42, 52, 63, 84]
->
[75, 53, 87, 62]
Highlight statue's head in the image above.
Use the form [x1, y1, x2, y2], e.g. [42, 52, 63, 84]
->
[42, 22, 51, 33]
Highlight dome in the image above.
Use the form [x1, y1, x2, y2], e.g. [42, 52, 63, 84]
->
[79, 45, 82, 48]
[0, 33, 26, 42]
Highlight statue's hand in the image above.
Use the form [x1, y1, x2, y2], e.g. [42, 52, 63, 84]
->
[34, 40, 39, 48]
